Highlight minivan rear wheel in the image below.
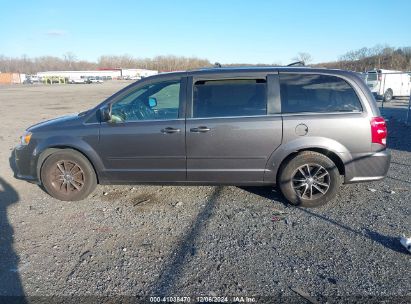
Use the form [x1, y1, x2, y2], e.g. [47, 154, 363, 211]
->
[40, 149, 97, 201]
[278, 151, 341, 207]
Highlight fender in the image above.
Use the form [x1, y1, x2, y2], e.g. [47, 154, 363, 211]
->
[264, 136, 354, 184]
[32, 135, 106, 183]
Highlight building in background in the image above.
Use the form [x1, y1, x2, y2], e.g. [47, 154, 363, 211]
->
[0, 72, 22, 84]
[36, 68, 158, 81]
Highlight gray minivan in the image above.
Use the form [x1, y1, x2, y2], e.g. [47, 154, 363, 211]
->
[13, 67, 390, 207]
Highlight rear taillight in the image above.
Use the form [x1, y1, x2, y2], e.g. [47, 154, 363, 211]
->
[378, 74, 382, 81]
[370, 116, 387, 146]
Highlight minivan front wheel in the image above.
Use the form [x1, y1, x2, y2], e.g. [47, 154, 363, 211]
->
[40, 149, 97, 201]
[278, 151, 341, 207]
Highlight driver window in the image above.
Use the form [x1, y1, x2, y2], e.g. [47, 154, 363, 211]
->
[110, 79, 181, 122]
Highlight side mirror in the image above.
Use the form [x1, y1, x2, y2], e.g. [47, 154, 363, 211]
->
[148, 97, 157, 108]
[100, 105, 112, 122]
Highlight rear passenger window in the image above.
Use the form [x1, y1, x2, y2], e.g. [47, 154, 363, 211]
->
[193, 79, 267, 118]
[280, 74, 362, 113]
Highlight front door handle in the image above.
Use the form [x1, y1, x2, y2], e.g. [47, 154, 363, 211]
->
[190, 126, 211, 133]
[161, 127, 181, 134]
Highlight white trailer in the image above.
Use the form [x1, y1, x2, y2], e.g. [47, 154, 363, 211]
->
[37, 70, 122, 81]
[366, 69, 411, 102]
[121, 69, 158, 79]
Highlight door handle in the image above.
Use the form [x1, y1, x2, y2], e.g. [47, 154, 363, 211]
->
[161, 127, 180, 134]
[190, 126, 211, 133]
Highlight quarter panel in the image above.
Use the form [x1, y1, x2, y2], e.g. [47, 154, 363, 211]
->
[264, 113, 372, 183]
[282, 113, 371, 153]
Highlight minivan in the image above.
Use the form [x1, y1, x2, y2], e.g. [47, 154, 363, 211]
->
[13, 67, 390, 207]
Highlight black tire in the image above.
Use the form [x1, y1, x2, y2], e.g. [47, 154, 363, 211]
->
[278, 151, 341, 208]
[383, 89, 393, 102]
[40, 149, 97, 201]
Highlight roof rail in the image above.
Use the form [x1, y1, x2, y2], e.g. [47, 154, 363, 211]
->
[287, 61, 305, 67]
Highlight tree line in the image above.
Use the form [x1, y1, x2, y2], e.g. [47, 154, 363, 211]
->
[1, 45, 410, 74]
[0, 53, 213, 74]
[316, 45, 411, 72]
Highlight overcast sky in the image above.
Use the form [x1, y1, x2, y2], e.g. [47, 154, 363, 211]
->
[1, 0, 411, 64]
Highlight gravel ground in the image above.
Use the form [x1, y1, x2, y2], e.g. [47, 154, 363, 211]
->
[0, 83, 410, 303]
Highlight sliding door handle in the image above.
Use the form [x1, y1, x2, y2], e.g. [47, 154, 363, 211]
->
[190, 126, 211, 133]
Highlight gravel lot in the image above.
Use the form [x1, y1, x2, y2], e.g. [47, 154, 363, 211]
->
[0, 82, 410, 302]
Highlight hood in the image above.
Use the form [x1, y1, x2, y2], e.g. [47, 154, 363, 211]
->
[28, 113, 81, 132]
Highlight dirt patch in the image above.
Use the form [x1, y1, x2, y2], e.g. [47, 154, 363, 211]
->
[131, 193, 156, 207]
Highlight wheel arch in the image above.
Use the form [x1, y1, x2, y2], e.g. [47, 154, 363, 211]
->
[264, 137, 351, 184]
[275, 148, 345, 184]
[37, 146, 101, 184]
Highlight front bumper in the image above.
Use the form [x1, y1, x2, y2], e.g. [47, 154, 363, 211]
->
[13, 145, 39, 183]
[344, 149, 391, 183]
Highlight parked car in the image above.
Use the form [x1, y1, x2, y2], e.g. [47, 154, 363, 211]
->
[69, 78, 86, 84]
[29, 75, 40, 83]
[23, 78, 33, 84]
[13, 67, 390, 207]
[85, 77, 103, 84]
[366, 69, 411, 102]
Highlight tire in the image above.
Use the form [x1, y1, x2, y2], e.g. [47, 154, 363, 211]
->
[278, 151, 341, 208]
[383, 89, 393, 102]
[40, 149, 97, 201]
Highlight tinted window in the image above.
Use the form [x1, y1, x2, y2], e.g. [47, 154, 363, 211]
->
[111, 80, 180, 122]
[193, 79, 267, 118]
[280, 74, 362, 113]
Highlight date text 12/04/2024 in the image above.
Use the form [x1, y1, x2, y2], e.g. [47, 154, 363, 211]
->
[149, 296, 256, 303]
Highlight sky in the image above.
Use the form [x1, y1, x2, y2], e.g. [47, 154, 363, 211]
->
[1, 0, 411, 64]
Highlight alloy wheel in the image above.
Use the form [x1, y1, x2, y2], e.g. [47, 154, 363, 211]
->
[49, 160, 85, 194]
[291, 164, 330, 200]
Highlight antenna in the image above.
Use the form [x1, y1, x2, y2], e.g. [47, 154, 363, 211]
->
[287, 61, 305, 67]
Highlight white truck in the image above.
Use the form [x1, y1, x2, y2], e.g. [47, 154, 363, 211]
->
[366, 69, 411, 102]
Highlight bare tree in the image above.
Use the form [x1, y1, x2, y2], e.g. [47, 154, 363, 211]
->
[318, 44, 411, 72]
[62, 52, 78, 70]
[292, 52, 313, 64]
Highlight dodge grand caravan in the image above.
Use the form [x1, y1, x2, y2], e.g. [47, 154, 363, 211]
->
[13, 67, 391, 207]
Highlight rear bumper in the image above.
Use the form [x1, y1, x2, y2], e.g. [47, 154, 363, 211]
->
[344, 149, 391, 183]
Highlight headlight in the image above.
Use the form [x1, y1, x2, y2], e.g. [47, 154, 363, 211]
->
[20, 131, 32, 145]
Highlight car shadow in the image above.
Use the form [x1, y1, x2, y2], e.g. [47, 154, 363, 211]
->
[240, 186, 289, 208]
[241, 186, 408, 255]
[149, 186, 223, 295]
[0, 176, 26, 302]
[297, 208, 408, 254]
